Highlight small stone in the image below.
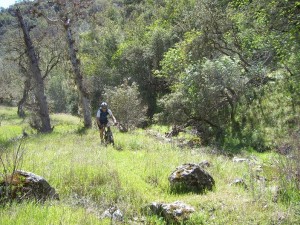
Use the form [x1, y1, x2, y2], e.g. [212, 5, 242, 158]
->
[230, 178, 248, 189]
[232, 157, 249, 163]
[101, 206, 123, 222]
[199, 160, 211, 168]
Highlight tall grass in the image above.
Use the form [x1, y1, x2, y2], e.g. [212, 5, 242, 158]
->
[0, 106, 299, 224]
[0, 202, 108, 225]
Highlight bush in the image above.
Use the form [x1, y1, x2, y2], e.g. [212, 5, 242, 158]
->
[156, 56, 246, 144]
[104, 80, 147, 131]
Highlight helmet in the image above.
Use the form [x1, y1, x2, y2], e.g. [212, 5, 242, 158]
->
[100, 102, 108, 109]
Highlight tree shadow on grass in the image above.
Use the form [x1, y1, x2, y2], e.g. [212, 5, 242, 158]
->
[75, 126, 89, 135]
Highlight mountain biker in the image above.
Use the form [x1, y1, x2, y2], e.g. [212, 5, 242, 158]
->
[96, 102, 117, 144]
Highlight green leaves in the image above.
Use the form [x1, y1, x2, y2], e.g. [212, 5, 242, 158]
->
[104, 81, 147, 130]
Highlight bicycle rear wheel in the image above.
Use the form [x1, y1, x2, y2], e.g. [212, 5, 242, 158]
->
[107, 130, 114, 145]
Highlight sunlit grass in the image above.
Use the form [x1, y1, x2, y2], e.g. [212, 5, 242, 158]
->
[0, 125, 22, 145]
[0, 202, 106, 225]
[0, 106, 24, 146]
[0, 106, 299, 224]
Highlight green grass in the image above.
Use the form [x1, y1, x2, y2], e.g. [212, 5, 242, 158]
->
[0, 106, 299, 224]
[0, 106, 24, 147]
[0, 201, 111, 225]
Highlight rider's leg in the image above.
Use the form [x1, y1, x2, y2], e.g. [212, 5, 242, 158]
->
[106, 121, 111, 132]
[100, 127, 104, 143]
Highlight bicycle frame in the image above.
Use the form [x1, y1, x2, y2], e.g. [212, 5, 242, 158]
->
[103, 126, 114, 145]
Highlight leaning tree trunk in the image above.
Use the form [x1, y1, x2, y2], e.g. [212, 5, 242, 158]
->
[17, 76, 31, 118]
[65, 24, 92, 128]
[15, 9, 52, 133]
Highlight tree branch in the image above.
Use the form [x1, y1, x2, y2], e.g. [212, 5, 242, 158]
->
[43, 52, 61, 79]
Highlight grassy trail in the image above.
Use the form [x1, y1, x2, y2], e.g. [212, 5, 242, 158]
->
[0, 106, 299, 224]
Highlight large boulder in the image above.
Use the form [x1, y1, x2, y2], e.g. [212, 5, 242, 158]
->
[148, 201, 195, 224]
[169, 163, 215, 193]
[0, 170, 59, 203]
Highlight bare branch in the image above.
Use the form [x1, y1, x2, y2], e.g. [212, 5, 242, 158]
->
[43, 53, 61, 79]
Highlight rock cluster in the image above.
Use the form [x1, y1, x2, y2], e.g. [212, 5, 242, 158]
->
[148, 201, 195, 224]
[101, 206, 123, 222]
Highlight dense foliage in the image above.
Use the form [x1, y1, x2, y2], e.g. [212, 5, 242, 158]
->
[0, 0, 299, 148]
[104, 80, 147, 131]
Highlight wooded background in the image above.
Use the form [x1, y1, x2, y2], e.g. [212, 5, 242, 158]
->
[0, 0, 299, 151]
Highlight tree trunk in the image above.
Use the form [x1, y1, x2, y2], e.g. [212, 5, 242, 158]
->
[17, 77, 31, 118]
[65, 24, 92, 128]
[15, 9, 52, 133]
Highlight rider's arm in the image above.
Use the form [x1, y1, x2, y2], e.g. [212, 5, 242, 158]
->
[108, 109, 117, 124]
[111, 114, 117, 124]
[96, 109, 101, 125]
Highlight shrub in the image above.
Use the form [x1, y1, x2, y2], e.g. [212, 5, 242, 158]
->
[104, 80, 147, 131]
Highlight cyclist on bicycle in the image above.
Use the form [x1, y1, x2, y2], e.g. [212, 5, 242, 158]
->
[96, 102, 117, 144]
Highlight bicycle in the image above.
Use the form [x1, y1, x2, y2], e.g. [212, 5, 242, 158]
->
[103, 124, 115, 146]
